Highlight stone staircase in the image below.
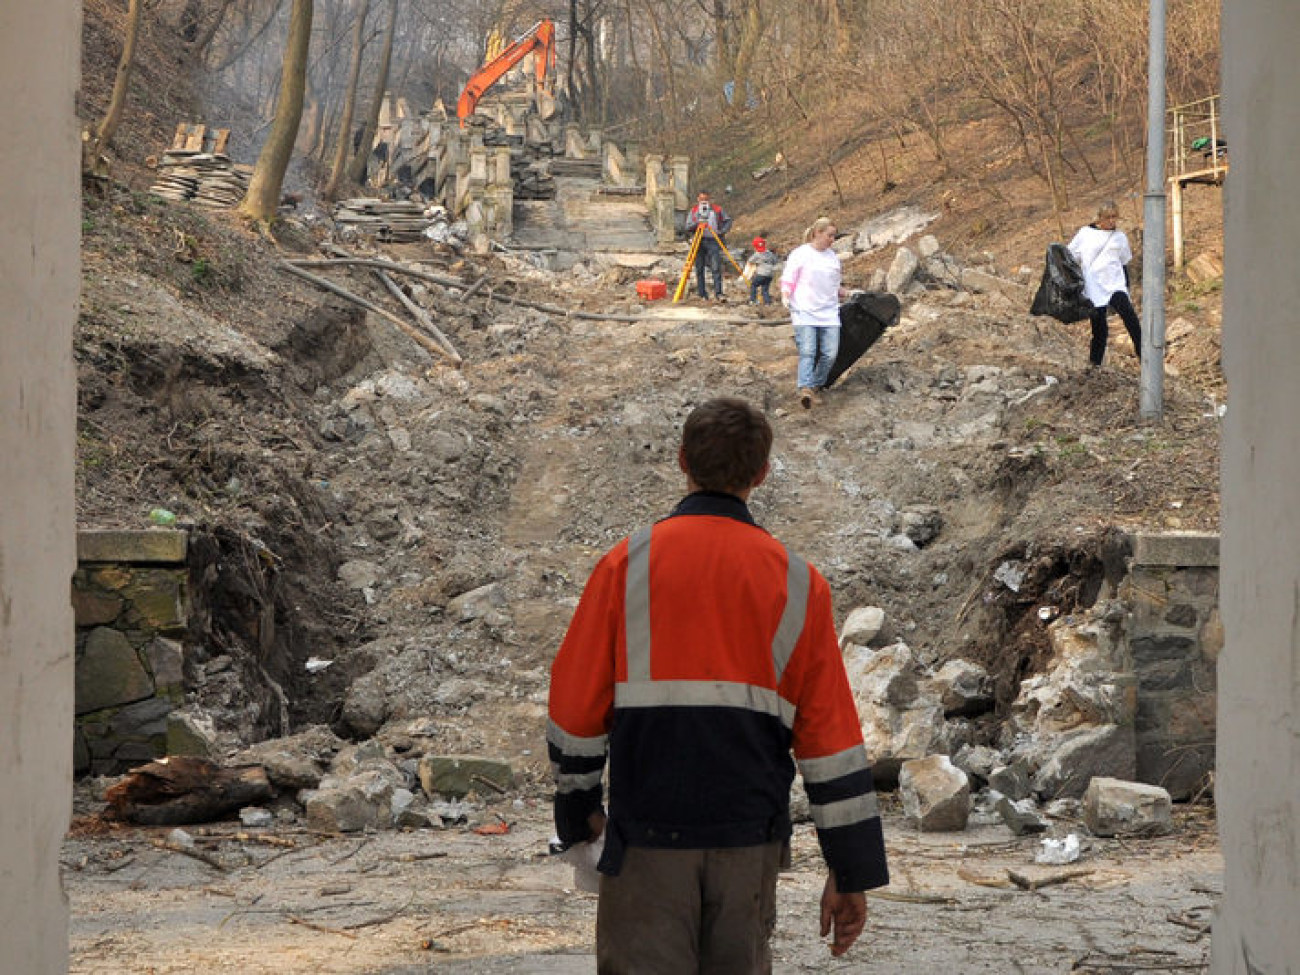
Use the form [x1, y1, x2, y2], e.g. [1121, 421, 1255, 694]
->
[510, 175, 659, 259]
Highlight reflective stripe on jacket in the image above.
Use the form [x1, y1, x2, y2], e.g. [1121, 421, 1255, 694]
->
[547, 491, 889, 893]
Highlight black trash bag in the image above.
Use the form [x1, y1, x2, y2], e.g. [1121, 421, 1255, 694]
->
[1030, 243, 1094, 323]
[825, 291, 902, 388]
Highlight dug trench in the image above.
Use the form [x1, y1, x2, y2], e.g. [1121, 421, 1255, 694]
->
[68, 197, 1222, 969]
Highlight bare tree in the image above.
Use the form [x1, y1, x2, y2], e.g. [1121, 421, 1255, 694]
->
[323, 0, 371, 200]
[238, 0, 314, 224]
[347, 0, 399, 186]
[84, 0, 143, 175]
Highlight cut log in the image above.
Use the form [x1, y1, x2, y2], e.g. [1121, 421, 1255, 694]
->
[276, 261, 456, 363]
[104, 756, 274, 826]
[373, 269, 462, 364]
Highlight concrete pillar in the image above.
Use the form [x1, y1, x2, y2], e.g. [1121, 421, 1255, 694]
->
[653, 189, 678, 247]
[603, 142, 626, 186]
[492, 147, 512, 187]
[525, 114, 549, 147]
[625, 143, 644, 184]
[485, 185, 514, 239]
[668, 155, 691, 212]
[1, 1, 78, 971]
[564, 124, 586, 159]
[1212, 4, 1300, 972]
[644, 154, 664, 211]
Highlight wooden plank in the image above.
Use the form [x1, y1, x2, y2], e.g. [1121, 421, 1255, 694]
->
[212, 129, 230, 155]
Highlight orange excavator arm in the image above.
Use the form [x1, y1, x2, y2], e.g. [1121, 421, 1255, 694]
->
[457, 19, 556, 128]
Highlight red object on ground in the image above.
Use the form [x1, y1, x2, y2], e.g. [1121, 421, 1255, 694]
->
[636, 279, 668, 300]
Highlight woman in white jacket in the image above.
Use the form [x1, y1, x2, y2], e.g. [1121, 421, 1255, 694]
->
[1067, 202, 1142, 367]
[781, 217, 847, 408]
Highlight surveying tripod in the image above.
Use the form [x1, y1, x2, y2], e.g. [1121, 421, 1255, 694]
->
[673, 223, 746, 303]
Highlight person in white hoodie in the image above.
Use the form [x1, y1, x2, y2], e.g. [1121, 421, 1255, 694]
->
[781, 217, 847, 408]
[1067, 201, 1142, 367]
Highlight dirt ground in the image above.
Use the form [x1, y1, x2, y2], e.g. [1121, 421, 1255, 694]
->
[66, 266, 1223, 973]
[64, 792, 1221, 974]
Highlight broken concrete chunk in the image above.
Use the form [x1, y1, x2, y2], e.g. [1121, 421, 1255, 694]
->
[899, 754, 970, 832]
[341, 671, 388, 739]
[988, 760, 1033, 801]
[234, 725, 342, 791]
[304, 769, 398, 833]
[1083, 777, 1173, 837]
[899, 506, 943, 547]
[994, 793, 1049, 835]
[1032, 724, 1136, 799]
[839, 606, 888, 648]
[418, 755, 515, 799]
[951, 744, 1001, 786]
[932, 659, 994, 717]
[886, 247, 920, 295]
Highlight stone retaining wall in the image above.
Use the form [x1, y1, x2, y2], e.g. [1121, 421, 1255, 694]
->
[73, 530, 191, 775]
[1122, 532, 1220, 799]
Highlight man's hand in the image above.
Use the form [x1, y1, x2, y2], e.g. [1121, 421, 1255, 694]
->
[587, 809, 607, 843]
[819, 873, 867, 957]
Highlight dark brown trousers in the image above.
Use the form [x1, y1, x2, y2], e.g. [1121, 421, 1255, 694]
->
[595, 842, 783, 975]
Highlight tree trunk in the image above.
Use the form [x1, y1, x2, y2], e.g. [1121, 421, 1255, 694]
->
[84, 0, 142, 173]
[323, 0, 371, 201]
[237, 0, 313, 225]
[347, 0, 397, 188]
[104, 757, 275, 827]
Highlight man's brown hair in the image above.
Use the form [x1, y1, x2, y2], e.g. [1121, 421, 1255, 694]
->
[681, 397, 772, 494]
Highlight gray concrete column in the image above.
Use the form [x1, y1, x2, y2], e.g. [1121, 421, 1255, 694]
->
[1212, 3, 1300, 972]
[0, 2, 79, 971]
[654, 189, 678, 246]
[603, 142, 627, 186]
[668, 155, 691, 212]
[644, 154, 664, 211]
[564, 124, 586, 159]
[492, 147, 512, 187]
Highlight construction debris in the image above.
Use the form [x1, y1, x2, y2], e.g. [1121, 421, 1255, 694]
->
[148, 151, 250, 208]
[332, 199, 434, 243]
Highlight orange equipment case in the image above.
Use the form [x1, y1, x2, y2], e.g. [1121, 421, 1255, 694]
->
[636, 279, 668, 300]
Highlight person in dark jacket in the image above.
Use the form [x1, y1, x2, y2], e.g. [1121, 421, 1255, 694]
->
[685, 191, 732, 300]
[548, 397, 889, 974]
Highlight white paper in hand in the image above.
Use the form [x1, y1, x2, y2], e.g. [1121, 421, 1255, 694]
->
[559, 834, 605, 892]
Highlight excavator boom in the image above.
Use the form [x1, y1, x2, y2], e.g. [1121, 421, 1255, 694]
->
[457, 19, 556, 127]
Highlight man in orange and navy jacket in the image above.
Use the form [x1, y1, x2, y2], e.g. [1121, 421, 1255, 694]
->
[548, 396, 888, 973]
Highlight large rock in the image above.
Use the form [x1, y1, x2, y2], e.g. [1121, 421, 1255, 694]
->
[931, 659, 994, 717]
[235, 725, 343, 791]
[899, 755, 970, 832]
[886, 247, 920, 295]
[839, 606, 889, 648]
[342, 671, 388, 738]
[1083, 777, 1173, 837]
[76, 628, 154, 715]
[845, 643, 923, 707]
[303, 768, 400, 833]
[1032, 724, 1136, 799]
[853, 206, 938, 254]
